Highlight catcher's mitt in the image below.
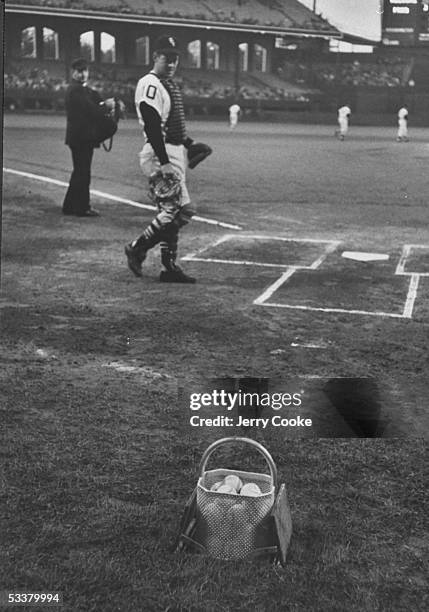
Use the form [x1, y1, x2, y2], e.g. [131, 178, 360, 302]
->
[149, 171, 182, 204]
[187, 142, 212, 169]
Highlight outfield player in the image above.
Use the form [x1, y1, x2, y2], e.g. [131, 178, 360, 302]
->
[336, 104, 351, 140]
[397, 105, 409, 142]
[125, 36, 199, 283]
[229, 102, 241, 129]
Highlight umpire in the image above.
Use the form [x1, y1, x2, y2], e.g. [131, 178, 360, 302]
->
[62, 58, 115, 217]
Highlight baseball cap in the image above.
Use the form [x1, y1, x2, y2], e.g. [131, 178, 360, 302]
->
[71, 57, 88, 70]
[153, 35, 180, 56]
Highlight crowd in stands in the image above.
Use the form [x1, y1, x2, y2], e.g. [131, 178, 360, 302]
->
[4, 66, 310, 105]
[5, 54, 411, 111]
[88, 68, 137, 97]
[4, 68, 68, 92]
[180, 73, 308, 101]
[238, 84, 309, 101]
[4, 66, 137, 101]
[181, 76, 234, 99]
[280, 56, 408, 88]
[11, 0, 335, 32]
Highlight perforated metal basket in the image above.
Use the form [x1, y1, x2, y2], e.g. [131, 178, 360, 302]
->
[196, 437, 277, 560]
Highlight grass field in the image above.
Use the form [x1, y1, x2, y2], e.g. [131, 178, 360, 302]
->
[1, 115, 429, 611]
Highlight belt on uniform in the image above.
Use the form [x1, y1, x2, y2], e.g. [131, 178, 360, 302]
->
[165, 139, 183, 146]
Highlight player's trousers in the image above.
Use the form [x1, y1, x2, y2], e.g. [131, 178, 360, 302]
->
[230, 115, 238, 128]
[138, 142, 196, 227]
[398, 119, 408, 139]
[338, 118, 348, 136]
[63, 144, 94, 215]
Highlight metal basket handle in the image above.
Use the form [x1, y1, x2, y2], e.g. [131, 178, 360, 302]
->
[198, 437, 278, 489]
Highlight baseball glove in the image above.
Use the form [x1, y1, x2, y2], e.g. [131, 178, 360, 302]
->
[187, 142, 212, 169]
[149, 171, 182, 203]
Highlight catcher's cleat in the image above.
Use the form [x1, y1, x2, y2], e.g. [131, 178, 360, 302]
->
[125, 244, 145, 277]
[159, 268, 196, 284]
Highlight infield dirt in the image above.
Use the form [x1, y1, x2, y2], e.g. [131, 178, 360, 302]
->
[1, 117, 428, 611]
[3, 117, 429, 435]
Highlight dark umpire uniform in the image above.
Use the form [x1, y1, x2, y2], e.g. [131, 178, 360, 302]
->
[62, 58, 112, 217]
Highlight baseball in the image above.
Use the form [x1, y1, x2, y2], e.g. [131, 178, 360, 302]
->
[223, 474, 243, 492]
[210, 481, 223, 492]
[240, 482, 262, 497]
[217, 484, 237, 494]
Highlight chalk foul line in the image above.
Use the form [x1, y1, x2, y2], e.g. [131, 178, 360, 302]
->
[4, 167, 242, 231]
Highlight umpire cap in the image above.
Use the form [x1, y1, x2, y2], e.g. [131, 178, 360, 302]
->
[71, 57, 88, 70]
[153, 35, 180, 56]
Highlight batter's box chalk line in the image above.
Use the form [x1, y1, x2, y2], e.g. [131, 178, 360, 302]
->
[184, 235, 425, 320]
[182, 234, 340, 269]
[395, 244, 429, 277]
[254, 269, 422, 321]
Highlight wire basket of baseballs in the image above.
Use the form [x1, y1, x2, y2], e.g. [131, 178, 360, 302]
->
[196, 437, 277, 560]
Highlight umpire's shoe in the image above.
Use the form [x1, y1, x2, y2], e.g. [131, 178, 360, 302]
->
[125, 244, 145, 278]
[160, 267, 196, 284]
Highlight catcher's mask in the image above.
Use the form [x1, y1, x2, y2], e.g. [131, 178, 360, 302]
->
[148, 171, 182, 209]
[102, 98, 125, 152]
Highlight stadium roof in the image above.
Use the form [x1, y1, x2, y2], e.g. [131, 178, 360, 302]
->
[5, 1, 342, 38]
[340, 32, 381, 46]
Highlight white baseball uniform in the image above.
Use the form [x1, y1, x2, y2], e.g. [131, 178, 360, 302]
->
[229, 103, 241, 129]
[337, 105, 351, 138]
[135, 72, 190, 204]
[397, 107, 408, 141]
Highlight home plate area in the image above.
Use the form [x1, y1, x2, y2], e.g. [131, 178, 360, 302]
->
[183, 236, 429, 319]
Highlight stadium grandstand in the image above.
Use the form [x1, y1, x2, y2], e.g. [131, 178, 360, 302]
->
[5, 0, 337, 31]
[4, 0, 429, 120]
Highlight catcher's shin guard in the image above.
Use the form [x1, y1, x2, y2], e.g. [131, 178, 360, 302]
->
[126, 218, 166, 277]
[159, 226, 195, 283]
[159, 202, 196, 270]
[172, 203, 195, 229]
[130, 224, 160, 253]
[160, 228, 179, 272]
[159, 201, 195, 271]
[125, 243, 145, 278]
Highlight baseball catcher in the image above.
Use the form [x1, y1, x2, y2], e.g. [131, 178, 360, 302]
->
[125, 35, 212, 283]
